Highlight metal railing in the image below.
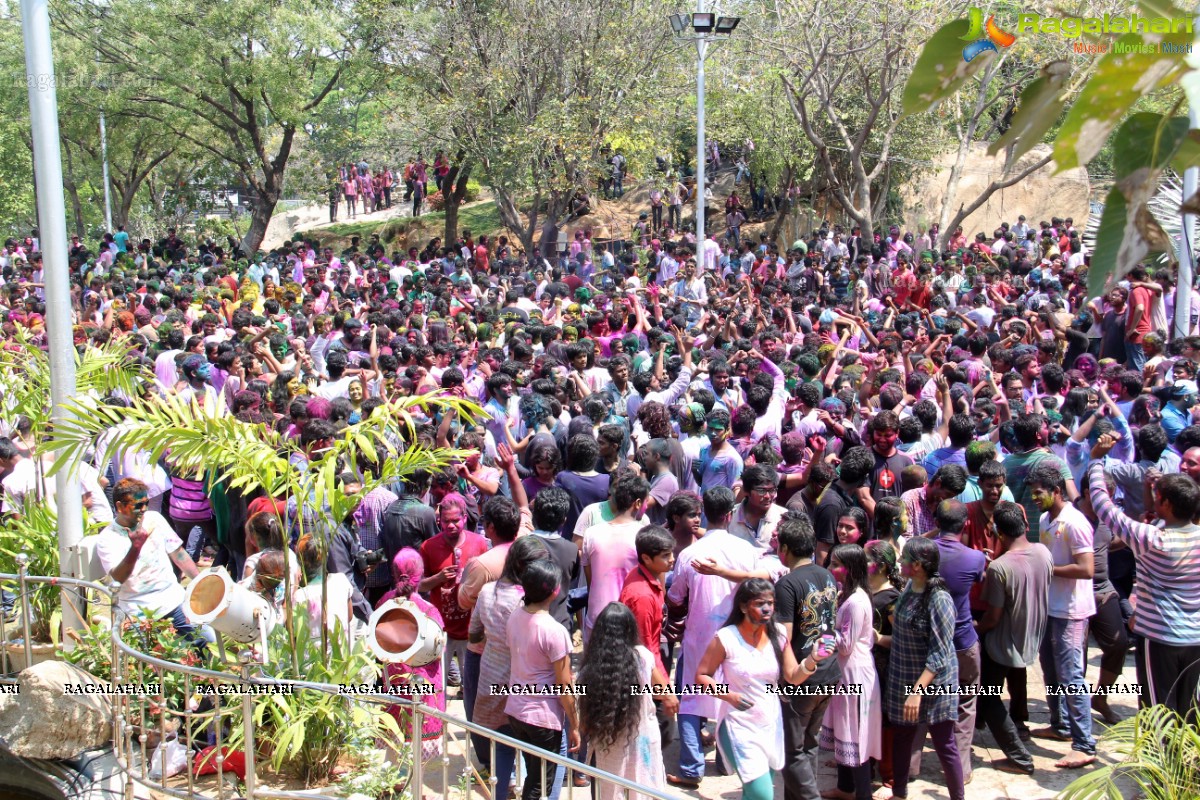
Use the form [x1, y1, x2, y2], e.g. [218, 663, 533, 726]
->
[1, 564, 679, 800]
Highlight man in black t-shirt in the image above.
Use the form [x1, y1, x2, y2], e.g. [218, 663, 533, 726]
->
[775, 511, 840, 800]
[868, 410, 913, 502]
[812, 445, 873, 567]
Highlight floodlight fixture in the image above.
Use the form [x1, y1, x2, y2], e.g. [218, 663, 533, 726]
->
[714, 16, 741, 33]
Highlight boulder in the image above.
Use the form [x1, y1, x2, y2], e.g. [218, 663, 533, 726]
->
[0, 660, 112, 759]
[900, 143, 1091, 235]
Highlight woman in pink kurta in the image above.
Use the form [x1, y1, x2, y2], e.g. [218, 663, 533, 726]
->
[820, 544, 882, 800]
[377, 549, 445, 760]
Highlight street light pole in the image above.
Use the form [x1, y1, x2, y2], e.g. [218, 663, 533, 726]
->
[670, 8, 739, 247]
[97, 49, 113, 233]
[694, 0, 706, 243]
[21, 0, 84, 642]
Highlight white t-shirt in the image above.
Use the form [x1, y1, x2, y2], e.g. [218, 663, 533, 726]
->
[313, 375, 355, 400]
[1, 457, 41, 514]
[293, 573, 354, 644]
[1040, 504, 1096, 621]
[95, 511, 186, 617]
[967, 306, 996, 330]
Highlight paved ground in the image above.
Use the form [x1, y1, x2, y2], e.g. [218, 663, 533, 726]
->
[424, 648, 1139, 800]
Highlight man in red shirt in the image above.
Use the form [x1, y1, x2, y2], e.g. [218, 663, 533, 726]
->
[1125, 265, 1154, 372]
[892, 259, 918, 307]
[419, 493, 489, 686]
[474, 235, 490, 274]
[619, 525, 679, 730]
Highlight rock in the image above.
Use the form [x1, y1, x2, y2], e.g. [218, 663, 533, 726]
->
[0, 660, 113, 759]
[900, 143, 1091, 235]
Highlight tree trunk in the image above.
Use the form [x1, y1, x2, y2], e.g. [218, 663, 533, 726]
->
[443, 156, 472, 243]
[64, 175, 86, 237]
[940, 153, 1053, 249]
[768, 163, 795, 243]
[116, 185, 137, 230]
[239, 127, 295, 253]
[539, 217, 559, 258]
[239, 193, 277, 254]
[493, 186, 537, 256]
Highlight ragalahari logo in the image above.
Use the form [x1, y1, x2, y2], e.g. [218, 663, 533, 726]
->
[961, 7, 1017, 62]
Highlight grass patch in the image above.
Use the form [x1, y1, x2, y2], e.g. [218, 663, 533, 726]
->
[298, 201, 503, 250]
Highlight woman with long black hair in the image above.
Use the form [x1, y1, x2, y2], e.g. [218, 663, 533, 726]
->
[876, 537, 963, 800]
[819, 544, 881, 800]
[577, 602, 669, 799]
[694, 578, 828, 800]
[864, 539, 904, 788]
[505, 559, 580, 800]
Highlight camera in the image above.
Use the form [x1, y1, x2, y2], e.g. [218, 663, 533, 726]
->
[355, 548, 387, 573]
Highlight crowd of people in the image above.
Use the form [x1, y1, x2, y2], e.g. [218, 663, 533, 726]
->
[5, 197, 1200, 800]
[326, 153, 453, 222]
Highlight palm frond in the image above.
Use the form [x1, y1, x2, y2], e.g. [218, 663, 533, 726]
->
[0, 329, 148, 436]
[1060, 704, 1200, 800]
[46, 392, 295, 497]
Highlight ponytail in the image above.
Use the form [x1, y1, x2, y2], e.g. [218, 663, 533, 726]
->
[865, 539, 904, 592]
[899, 537, 944, 621]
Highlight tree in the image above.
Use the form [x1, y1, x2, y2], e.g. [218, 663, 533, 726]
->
[55, 0, 378, 252]
[768, 0, 950, 234]
[900, 0, 1200, 294]
[704, 57, 814, 241]
[383, 0, 677, 255]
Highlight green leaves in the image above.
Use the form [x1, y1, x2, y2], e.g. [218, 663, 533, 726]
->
[988, 60, 1071, 163]
[1052, 31, 1193, 172]
[1086, 112, 1188, 295]
[902, 18, 995, 117]
[1111, 113, 1192, 178]
[1062, 704, 1200, 800]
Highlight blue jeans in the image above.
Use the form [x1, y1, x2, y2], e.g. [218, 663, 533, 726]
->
[1126, 341, 1146, 372]
[491, 725, 517, 800]
[163, 605, 215, 651]
[1039, 617, 1096, 755]
[677, 713, 706, 780]
[674, 651, 705, 778]
[462, 650, 491, 769]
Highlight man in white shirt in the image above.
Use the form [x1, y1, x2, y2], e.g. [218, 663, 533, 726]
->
[1011, 216, 1032, 241]
[672, 261, 708, 326]
[1028, 464, 1096, 768]
[657, 250, 680, 285]
[822, 234, 848, 263]
[95, 478, 205, 643]
[700, 233, 721, 275]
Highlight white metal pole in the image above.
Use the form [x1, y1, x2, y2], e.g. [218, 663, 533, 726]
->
[99, 107, 112, 233]
[1179, 159, 1197, 340]
[695, 16, 706, 246]
[1177, 52, 1200, 340]
[21, 0, 84, 640]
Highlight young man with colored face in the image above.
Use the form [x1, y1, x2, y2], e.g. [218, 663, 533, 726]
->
[867, 411, 912, 503]
[95, 478, 204, 645]
[1027, 463, 1096, 769]
[420, 493, 489, 688]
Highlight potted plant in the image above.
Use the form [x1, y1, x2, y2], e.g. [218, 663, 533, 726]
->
[1, 503, 71, 669]
[223, 604, 405, 786]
